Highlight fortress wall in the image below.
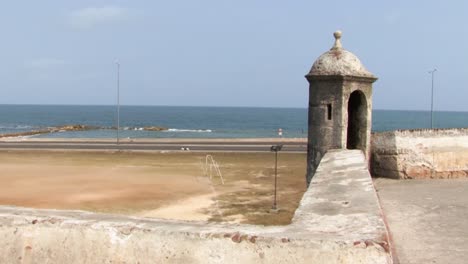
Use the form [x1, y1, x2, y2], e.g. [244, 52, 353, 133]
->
[0, 150, 392, 264]
[371, 128, 468, 179]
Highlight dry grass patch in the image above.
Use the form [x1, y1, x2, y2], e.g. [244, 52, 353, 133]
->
[0, 150, 306, 225]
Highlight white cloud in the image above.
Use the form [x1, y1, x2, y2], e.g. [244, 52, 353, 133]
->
[68, 6, 129, 30]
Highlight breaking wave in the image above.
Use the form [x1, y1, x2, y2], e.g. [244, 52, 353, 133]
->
[166, 128, 212, 133]
[0, 125, 34, 130]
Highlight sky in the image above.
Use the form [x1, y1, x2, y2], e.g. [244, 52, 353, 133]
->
[0, 1, 467, 111]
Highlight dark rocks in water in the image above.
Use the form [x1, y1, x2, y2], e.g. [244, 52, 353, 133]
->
[0, 124, 98, 138]
[143, 126, 168, 131]
[0, 124, 169, 138]
[0, 129, 51, 138]
[51, 125, 98, 132]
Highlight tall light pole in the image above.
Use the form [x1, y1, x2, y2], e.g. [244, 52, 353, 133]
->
[270, 144, 283, 212]
[116, 61, 120, 144]
[428, 68, 437, 129]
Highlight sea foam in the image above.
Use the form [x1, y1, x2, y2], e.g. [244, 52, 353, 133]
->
[166, 129, 212, 133]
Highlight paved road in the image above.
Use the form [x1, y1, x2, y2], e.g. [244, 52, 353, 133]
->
[375, 178, 468, 264]
[0, 140, 307, 152]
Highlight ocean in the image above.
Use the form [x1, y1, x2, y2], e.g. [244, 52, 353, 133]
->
[0, 105, 467, 139]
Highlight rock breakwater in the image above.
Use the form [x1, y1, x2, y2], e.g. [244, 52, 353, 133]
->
[0, 125, 169, 138]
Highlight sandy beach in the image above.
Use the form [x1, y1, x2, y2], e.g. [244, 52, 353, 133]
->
[0, 149, 306, 225]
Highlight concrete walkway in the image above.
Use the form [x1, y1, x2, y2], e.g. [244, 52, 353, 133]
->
[375, 178, 468, 264]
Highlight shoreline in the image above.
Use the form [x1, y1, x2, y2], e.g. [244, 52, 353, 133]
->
[0, 137, 308, 143]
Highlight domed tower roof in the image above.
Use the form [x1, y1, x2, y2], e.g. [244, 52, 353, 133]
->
[307, 31, 375, 78]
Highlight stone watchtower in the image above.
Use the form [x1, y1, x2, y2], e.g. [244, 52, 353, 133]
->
[305, 31, 377, 185]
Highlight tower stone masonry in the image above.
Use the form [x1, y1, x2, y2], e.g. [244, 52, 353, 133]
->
[305, 31, 378, 185]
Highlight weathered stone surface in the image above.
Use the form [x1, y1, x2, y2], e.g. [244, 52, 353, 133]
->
[308, 31, 375, 78]
[305, 31, 377, 184]
[371, 128, 468, 179]
[0, 150, 392, 263]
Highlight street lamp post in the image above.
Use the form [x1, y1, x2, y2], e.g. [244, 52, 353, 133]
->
[428, 69, 437, 129]
[116, 61, 120, 144]
[270, 144, 283, 211]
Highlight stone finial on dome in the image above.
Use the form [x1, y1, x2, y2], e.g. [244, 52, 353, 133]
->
[332, 30, 342, 50]
[306, 30, 376, 78]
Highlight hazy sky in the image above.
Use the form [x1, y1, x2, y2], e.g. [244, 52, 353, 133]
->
[0, 1, 467, 110]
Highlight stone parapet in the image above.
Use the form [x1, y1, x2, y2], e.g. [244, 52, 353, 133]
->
[371, 128, 468, 179]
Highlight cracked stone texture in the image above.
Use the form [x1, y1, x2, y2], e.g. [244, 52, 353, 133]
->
[371, 128, 468, 179]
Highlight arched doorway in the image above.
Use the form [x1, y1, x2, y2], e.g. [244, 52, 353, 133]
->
[347, 90, 367, 150]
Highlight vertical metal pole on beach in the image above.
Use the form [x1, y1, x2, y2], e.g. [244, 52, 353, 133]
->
[116, 61, 121, 145]
[274, 150, 278, 209]
[270, 145, 283, 211]
[428, 69, 437, 129]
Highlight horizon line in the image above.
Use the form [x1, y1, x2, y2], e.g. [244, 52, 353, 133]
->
[0, 103, 467, 112]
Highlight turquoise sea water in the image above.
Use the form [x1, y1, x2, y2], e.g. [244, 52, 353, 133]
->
[0, 105, 467, 138]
